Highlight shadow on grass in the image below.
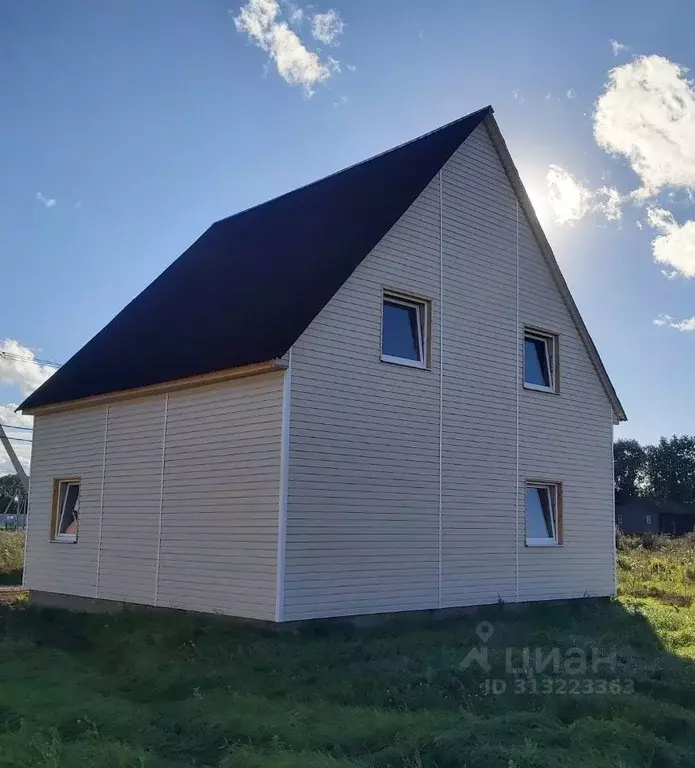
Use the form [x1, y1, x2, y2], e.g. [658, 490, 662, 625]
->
[0, 568, 22, 586]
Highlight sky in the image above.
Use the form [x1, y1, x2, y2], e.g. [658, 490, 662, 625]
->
[2, 0, 695, 473]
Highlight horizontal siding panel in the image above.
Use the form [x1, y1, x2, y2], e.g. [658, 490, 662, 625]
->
[25, 373, 284, 620]
[25, 405, 106, 597]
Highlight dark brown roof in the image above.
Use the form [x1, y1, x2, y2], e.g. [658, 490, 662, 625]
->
[21, 107, 490, 410]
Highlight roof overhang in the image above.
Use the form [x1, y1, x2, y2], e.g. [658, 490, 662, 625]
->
[20, 359, 286, 417]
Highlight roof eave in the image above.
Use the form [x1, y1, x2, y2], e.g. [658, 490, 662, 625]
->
[20, 359, 286, 416]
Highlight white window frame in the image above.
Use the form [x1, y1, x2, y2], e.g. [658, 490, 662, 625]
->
[525, 481, 561, 547]
[52, 479, 80, 543]
[380, 291, 429, 369]
[645, 514, 652, 525]
[523, 328, 557, 393]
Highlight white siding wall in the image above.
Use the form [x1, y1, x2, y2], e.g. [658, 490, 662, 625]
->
[24, 371, 284, 621]
[284, 173, 442, 621]
[284, 123, 614, 620]
[25, 407, 106, 597]
[517, 213, 615, 600]
[98, 397, 166, 604]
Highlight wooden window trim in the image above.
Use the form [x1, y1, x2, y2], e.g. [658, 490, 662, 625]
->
[51, 477, 81, 544]
[523, 327, 559, 394]
[525, 480, 563, 547]
[380, 289, 432, 370]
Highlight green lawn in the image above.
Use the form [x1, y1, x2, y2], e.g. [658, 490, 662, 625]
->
[3, 535, 695, 766]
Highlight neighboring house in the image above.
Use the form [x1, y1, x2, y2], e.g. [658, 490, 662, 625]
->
[0, 514, 26, 529]
[20, 106, 626, 622]
[616, 499, 695, 535]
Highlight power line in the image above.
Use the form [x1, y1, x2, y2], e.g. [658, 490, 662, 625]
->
[0, 424, 32, 432]
[6, 437, 32, 443]
[0, 351, 61, 368]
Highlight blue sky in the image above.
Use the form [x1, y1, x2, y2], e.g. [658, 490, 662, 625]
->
[2, 0, 695, 470]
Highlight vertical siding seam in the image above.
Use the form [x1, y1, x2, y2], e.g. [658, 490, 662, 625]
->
[438, 169, 444, 609]
[95, 404, 110, 598]
[515, 199, 520, 603]
[276, 350, 292, 622]
[154, 394, 169, 607]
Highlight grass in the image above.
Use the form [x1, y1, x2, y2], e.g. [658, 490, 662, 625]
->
[0, 529, 23, 586]
[3, 536, 695, 765]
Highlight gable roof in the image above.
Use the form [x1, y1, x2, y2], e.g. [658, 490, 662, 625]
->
[21, 107, 490, 411]
[21, 106, 626, 421]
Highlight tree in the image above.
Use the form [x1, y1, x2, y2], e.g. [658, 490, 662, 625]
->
[0, 474, 22, 516]
[613, 438, 646, 503]
[644, 435, 695, 503]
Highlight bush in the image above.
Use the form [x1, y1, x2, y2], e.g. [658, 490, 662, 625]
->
[0, 530, 23, 585]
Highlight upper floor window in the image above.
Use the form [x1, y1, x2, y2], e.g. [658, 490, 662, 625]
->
[52, 479, 80, 543]
[381, 291, 429, 369]
[524, 328, 557, 392]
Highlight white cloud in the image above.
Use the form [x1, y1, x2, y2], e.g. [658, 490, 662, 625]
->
[311, 9, 344, 45]
[333, 95, 348, 107]
[233, 0, 339, 95]
[646, 206, 695, 277]
[346, 63, 356, 72]
[284, 1, 303, 25]
[653, 314, 695, 331]
[610, 39, 629, 56]
[595, 185, 623, 221]
[547, 166, 593, 224]
[0, 339, 56, 396]
[512, 89, 524, 103]
[36, 192, 56, 208]
[546, 165, 623, 225]
[594, 55, 695, 197]
[566, 88, 577, 100]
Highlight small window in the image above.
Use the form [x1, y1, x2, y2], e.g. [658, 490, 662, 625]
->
[381, 291, 429, 368]
[617, 513, 623, 525]
[645, 514, 652, 525]
[524, 329, 557, 392]
[526, 482, 561, 546]
[52, 479, 80, 542]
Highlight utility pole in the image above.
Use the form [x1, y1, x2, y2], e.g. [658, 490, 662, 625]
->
[0, 423, 29, 492]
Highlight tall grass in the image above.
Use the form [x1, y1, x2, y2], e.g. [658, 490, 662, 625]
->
[0, 529, 23, 585]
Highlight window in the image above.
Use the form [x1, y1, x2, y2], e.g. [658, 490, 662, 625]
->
[52, 479, 80, 542]
[617, 513, 623, 525]
[645, 514, 652, 525]
[526, 482, 561, 546]
[381, 291, 429, 368]
[524, 329, 557, 392]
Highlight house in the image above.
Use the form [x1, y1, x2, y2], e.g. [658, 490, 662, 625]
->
[20, 106, 626, 622]
[616, 499, 695, 535]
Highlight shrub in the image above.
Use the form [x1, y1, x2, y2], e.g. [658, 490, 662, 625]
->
[0, 530, 23, 585]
